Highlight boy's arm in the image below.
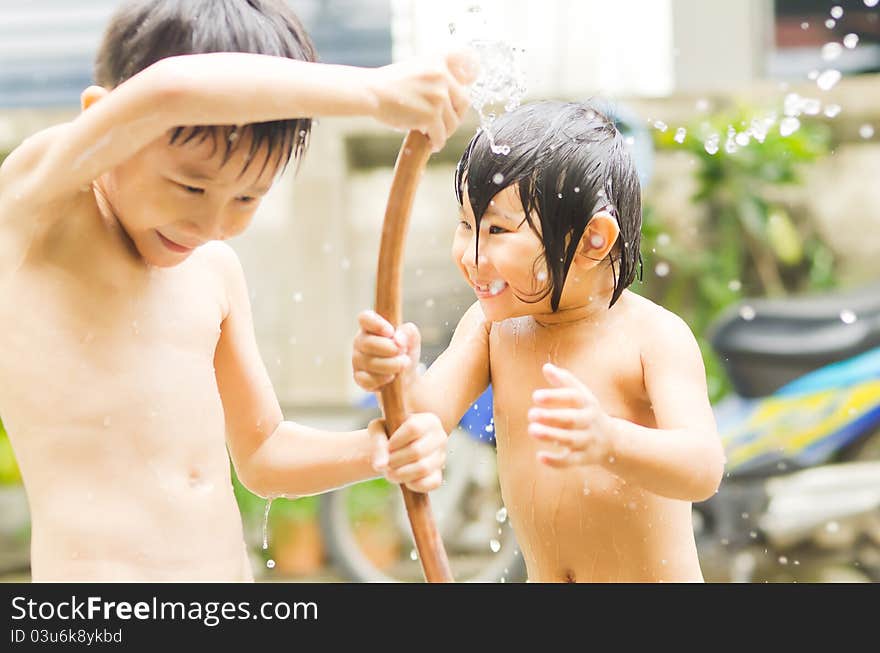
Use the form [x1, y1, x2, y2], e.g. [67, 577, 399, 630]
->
[2, 51, 473, 209]
[531, 312, 724, 502]
[211, 243, 378, 498]
[355, 300, 491, 435]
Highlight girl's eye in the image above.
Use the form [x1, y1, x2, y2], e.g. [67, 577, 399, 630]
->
[237, 196, 256, 204]
[458, 221, 472, 230]
[488, 225, 509, 235]
[179, 184, 205, 195]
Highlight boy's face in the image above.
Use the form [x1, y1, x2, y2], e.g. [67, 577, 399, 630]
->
[99, 130, 279, 267]
[453, 184, 557, 322]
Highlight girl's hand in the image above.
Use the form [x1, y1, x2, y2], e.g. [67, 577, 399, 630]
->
[528, 363, 617, 468]
[352, 310, 421, 391]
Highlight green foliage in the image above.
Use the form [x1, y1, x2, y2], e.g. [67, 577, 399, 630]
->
[637, 106, 835, 402]
[0, 419, 22, 485]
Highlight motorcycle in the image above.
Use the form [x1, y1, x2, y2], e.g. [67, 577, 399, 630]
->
[696, 282, 880, 582]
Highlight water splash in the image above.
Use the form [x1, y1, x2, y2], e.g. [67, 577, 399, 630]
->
[495, 506, 508, 523]
[262, 498, 274, 550]
[450, 5, 526, 155]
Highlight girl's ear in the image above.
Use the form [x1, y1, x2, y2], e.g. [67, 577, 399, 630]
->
[80, 86, 109, 112]
[574, 211, 620, 270]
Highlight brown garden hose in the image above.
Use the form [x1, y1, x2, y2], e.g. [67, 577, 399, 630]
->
[375, 130, 454, 582]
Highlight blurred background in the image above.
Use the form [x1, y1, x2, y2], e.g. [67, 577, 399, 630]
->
[1, 0, 879, 582]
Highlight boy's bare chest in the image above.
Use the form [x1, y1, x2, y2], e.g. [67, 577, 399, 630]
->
[0, 259, 226, 446]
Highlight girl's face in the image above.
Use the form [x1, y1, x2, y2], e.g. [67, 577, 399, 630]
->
[452, 184, 554, 322]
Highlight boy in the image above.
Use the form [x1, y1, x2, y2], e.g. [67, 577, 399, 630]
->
[0, 0, 475, 581]
[352, 101, 726, 582]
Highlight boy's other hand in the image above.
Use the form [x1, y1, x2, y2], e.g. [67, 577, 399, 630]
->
[528, 363, 617, 469]
[367, 50, 478, 152]
[368, 414, 447, 493]
[353, 310, 421, 391]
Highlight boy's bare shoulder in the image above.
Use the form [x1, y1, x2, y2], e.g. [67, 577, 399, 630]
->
[0, 123, 71, 203]
[190, 241, 248, 315]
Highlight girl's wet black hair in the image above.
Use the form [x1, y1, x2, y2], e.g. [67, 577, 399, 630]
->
[455, 100, 643, 310]
[95, 0, 317, 177]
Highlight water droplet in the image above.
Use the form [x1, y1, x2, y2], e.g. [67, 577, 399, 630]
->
[410, 548, 419, 561]
[801, 22, 810, 30]
[778, 556, 788, 565]
[536, 270, 548, 282]
[655, 262, 670, 277]
[816, 69, 842, 91]
[860, 124, 875, 139]
[830, 5, 843, 19]
[653, 120, 668, 132]
[674, 127, 687, 144]
[293, 292, 303, 303]
[808, 70, 820, 81]
[740, 305, 757, 321]
[496, 507, 508, 522]
[840, 309, 857, 324]
[695, 99, 710, 112]
[821, 42, 844, 61]
[266, 559, 275, 569]
[824, 104, 842, 118]
[262, 499, 273, 549]
[557, 193, 563, 199]
[624, 136, 635, 147]
[844, 33, 860, 49]
[425, 298, 435, 308]
[573, 186, 581, 193]
[826, 18, 836, 29]
[741, 512, 750, 519]
[780, 117, 801, 136]
[735, 132, 750, 147]
[728, 279, 742, 292]
[826, 521, 840, 533]
[704, 134, 720, 155]
[749, 530, 758, 539]
[607, 455, 616, 464]
[866, 0, 879, 7]
[492, 172, 504, 184]
[489, 539, 501, 553]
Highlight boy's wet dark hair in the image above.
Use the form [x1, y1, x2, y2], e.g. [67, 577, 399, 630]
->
[95, 0, 317, 176]
[455, 100, 643, 310]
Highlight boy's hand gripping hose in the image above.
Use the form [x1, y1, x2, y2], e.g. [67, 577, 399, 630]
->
[375, 130, 454, 583]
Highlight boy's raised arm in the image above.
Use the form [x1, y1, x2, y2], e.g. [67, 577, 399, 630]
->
[3, 51, 474, 208]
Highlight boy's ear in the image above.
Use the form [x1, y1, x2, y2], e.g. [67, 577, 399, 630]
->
[574, 211, 620, 270]
[80, 86, 109, 111]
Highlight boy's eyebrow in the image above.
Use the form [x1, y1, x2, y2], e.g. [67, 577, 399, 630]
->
[176, 164, 272, 194]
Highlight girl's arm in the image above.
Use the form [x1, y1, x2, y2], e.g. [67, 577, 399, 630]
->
[354, 300, 491, 434]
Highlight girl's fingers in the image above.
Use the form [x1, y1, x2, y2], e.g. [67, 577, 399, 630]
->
[358, 310, 395, 337]
[528, 407, 588, 430]
[527, 422, 580, 448]
[352, 350, 410, 375]
[531, 388, 586, 408]
[355, 333, 403, 357]
[537, 449, 578, 469]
